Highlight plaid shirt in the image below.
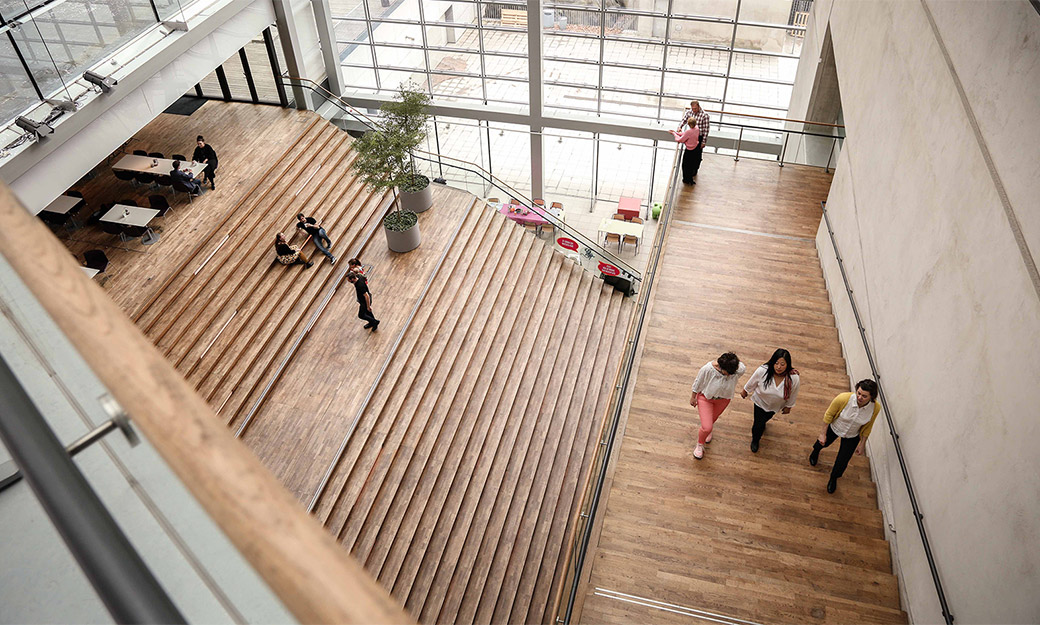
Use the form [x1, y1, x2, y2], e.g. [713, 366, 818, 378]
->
[681, 109, 711, 146]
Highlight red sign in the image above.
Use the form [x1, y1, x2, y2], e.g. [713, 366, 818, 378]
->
[598, 262, 621, 277]
[557, 237, 579, 251]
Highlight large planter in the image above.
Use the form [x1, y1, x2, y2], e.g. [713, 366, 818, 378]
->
[399, 177, 433, 213]
[384, 210, 421, 253]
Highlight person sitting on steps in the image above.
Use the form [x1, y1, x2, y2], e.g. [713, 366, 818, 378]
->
[295, 213, 336, 264]
[274, 233, 312, 268]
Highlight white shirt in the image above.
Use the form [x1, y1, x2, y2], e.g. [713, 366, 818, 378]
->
[691, 361, 746, 399]
[743, 365, 799, 413]
[831, 398, 875, 438]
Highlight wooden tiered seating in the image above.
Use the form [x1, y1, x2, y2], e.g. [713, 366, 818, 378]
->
[130, 117, 393, 426]
[309, 204, 633, 624]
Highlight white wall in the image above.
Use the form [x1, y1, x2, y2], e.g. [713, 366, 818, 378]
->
[794, 1, 1040, 622]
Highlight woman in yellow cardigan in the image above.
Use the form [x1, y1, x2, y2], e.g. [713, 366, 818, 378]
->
[809, 379, 880, 493]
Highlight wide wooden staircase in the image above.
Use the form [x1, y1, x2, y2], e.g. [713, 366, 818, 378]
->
[126, 111, 639, 622]
[308, 203, 633, 624]
[129, 118, 391, 427]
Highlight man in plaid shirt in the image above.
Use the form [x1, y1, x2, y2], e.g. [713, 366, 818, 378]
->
[675, 100, 710, 183]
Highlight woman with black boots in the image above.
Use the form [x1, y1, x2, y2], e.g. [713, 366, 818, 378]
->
[740, 348, 799, 453]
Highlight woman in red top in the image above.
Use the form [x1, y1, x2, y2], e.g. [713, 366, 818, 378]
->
[670, 120, 701, 185]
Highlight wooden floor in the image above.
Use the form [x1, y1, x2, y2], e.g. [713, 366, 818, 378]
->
[59, 101, 640, 623]
[576, 155, 906, 624]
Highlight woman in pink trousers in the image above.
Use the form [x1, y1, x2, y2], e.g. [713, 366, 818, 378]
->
[690, 352, 746, 459]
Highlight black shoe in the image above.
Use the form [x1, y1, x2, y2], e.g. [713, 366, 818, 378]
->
[827, 477, 837, 494]
[305, 261, 313, 268]
[371, 320, 379, 331]
[809, 449, 819, 466]
[210, 182, 215, 190]
[750, 440, 759, 453]
[682, 179, 693, 185]
[363, 323, 374, 329]
[691, 178, 697, 184]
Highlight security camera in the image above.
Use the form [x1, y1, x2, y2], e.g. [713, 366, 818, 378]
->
[15, 116, 54, 140]
[84, 70, 118, 93]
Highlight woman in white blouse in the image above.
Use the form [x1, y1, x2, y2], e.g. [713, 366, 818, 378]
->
[689, 352, 746, 459]
[740, 348, 799, 453]
[810, 379, 881, 493]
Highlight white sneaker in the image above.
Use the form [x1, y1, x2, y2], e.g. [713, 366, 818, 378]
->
[693, 444, 704, 460]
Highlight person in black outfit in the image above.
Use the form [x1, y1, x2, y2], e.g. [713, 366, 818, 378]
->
[274, 233, 312, 268]
[296, 213, 336, 263]
[170, 160, 203, 195]
[347, 272, 379, 330]
[192, 135, 218, 190]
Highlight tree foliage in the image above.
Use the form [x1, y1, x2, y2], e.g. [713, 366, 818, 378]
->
[350, 84, 432, 212]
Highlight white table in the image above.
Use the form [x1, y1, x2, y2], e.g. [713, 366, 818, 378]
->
[80, 267, 100, 279]
[100, 204, 161, 227]
[598, 218, 645, 240]
[112, 155, 208, 178]
[38, 195, 81, 216]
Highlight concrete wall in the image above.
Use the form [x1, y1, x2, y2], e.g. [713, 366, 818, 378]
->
[793, 0, 1040, 622]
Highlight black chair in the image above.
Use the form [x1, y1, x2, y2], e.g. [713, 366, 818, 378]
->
[148, 152, 165, 159]
[126, 224, 159, 246]
[118, 199, 138, 207]
[172, 180, 196, 203]
[83, 250, 109, 273]
[135, 172, 156, 187]
[101, 222, 131, 250]
[149, 194, 171, 218]
[171, 154, 187, 162]
[87, 203, 111, 226]
[133, 149, 148, 156]
[114, 169, 138, 187]
[156, 174, 174, 192]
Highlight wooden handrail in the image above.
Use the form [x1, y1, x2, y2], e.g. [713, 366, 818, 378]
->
[0, 182, 412, 624]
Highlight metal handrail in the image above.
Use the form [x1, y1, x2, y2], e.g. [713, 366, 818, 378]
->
[820, 200, 953, 624]
[552, 141, 682, 624]
[285, 77, 645, 284]
[0, 356, 186, 624]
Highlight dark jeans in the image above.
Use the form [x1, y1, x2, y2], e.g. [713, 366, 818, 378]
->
[813, 425, 860, 479]
[681, 145, 703, 182]
[751, 404, 775, 444]
[203, 166, 216, 186]
[358, 302, 378, 326]
[312, 228, 334, 260]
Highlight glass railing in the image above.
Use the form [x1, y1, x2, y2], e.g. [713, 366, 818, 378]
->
[287, 77, 647, 293]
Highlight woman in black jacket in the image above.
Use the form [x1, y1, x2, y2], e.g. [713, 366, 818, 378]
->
[192, 135, 218, 190]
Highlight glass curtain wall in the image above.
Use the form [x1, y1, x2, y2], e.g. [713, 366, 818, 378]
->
[0, 0, 198, 124]
[331, 0, 808, 121]
[194, 28, 287, 105]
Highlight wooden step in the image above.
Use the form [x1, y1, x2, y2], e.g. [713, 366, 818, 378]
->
[319, 207, 501, 535]
[376, 235, 547, 596]
[342, 217, 522, 555]
[414, 254, 573, 623]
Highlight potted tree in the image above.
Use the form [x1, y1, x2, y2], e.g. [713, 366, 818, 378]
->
[351, 84, 433, 253]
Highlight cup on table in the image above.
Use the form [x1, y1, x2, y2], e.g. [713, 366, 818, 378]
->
[122, 208, 130, 218]
[152, 159, 158, 167]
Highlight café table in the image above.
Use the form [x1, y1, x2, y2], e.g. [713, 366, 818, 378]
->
[112, 154, 208, 177]
[100, 204, 162, 245]
[598, 217, 644, 251]
[617, 196, 641, 220]
[38, 194, 81, 216]
[497, 203, 564, 226]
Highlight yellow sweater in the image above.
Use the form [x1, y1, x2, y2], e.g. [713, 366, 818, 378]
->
[823, 392, 881, 440]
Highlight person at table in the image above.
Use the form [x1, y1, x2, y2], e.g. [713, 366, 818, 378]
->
[170, 160, 203, 195]
[740, 348, 800, 453]
[296, 213, 336, 264]
[809, 379, 881, 494]
[274, 233, 312, 268]
[191, 135, 218, 190]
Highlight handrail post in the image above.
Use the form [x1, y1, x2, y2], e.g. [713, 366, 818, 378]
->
[825, 136, 837, 173]
[778, 131, 789, 168]
[734, 126, 743, 161]
[0, 356, 186, 624]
